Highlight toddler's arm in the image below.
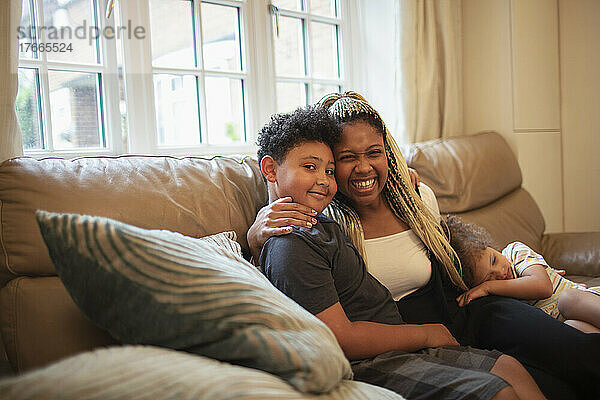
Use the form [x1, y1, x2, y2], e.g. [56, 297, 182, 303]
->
[457, 265, 553, 306]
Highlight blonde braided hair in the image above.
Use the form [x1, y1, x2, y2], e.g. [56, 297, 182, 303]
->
[318, 91, 467, 290]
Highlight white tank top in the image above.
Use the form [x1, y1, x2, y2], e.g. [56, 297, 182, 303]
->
[364, 184, 439, 300]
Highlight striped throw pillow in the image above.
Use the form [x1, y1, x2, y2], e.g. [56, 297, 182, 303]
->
[35, 210, 352, 394]
[197, 230, 243, 256]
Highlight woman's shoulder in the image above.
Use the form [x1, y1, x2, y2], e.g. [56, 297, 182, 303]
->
[419, 183, 440, 219]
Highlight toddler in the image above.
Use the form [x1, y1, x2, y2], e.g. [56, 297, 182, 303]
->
[446, 215, 600, 333]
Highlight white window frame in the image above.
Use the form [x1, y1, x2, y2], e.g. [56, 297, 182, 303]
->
[20, 0, 357, 158]
[120, 0, 257, 155]
[271, 1, 346, 108]
[20, 0, 123, 158]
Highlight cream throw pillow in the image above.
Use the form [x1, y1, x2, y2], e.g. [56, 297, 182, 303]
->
[0, 346, 403, 400]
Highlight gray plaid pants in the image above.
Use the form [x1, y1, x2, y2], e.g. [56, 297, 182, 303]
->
[351, 346, 508, 400]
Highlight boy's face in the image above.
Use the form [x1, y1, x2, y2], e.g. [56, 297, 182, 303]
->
[472, 247, 514, 285]
[273, 141, 337, 214]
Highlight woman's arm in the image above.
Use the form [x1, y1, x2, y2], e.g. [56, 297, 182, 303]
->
[457, 265, 553, 306]
[408, 167, 420, 188]
[248, 171, 422, 264]
[316, 302, 459, 360]
[247, 197, 317, 263]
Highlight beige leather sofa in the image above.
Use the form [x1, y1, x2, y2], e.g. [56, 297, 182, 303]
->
[404, 131, 600, 287]
[0, 131, 598, 377]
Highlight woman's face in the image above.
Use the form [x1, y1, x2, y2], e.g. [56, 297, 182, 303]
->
[333, 120, 388, 209]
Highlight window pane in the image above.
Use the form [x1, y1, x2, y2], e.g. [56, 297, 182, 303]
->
[153, 74, 200, 146]
[276, 81, 306, 113]
[273, 0, 302, 11]
[274, 16, 305, 77]
[312, 83, 340, 103]
[19, 0, 36, 59]
[150, 0, 196, 67]
[201, 3, 242, 71]
[205, 77, 245, 144]
[44, 0, 98, 64]
[310, 22, 338, 79]
[309, 0, 336, 17]
[48, 70, 103, 149]
[17, 68, 43, 149]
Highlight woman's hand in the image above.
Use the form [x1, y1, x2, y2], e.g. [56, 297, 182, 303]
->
[456, 282, 492, 307]
[247, 197, 318, 263]
[408, 167, 420, 189]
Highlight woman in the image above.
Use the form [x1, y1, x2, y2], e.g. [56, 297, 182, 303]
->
[248, 92, 599, 398]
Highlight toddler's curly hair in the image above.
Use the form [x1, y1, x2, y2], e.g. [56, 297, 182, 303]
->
[256, 105, 341, 164]
[445, 215, 494, 287]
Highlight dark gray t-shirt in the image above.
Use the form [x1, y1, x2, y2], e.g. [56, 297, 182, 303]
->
[260, 214, 402, 325]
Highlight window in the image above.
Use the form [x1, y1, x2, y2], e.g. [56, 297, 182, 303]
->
[271, 0, 343, 113]
[16, 0, 351, 157]
[148, 0, 247, 147]
[16, 0, 122, 156]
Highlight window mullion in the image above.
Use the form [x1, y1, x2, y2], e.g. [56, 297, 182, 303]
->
[31, 62, 104, 73]
[38, 59, 54, 152]
[31, 0, 58, 152]
[194, 0, 208, 145]
[304, 13, 311, 104]
[101, 9, 123, 154]
[237, 1, 251, 144]
[249, 0, 277, 128]
[118, 0, 157, 154]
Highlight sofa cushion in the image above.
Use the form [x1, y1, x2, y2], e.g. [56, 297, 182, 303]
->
[404, 132, 522, 213]
[35, 210, 351, 394]
[0, 346, 403, 400]
[0, 276, 116, 373]
[0, 155, 268, 284]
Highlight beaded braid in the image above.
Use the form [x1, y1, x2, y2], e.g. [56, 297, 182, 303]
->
[318, 91, 467, 290]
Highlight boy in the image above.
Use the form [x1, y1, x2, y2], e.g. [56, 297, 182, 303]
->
[255, 105, 545, 400]
[446, 215, 600, 333]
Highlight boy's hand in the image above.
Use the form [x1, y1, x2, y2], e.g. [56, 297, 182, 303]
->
[247, 197, 317, 261]
[456, 283, 491, 307]
[425, 324, 460, 348]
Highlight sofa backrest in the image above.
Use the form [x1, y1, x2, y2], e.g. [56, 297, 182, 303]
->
[404, 131, 546, 252]
[0, 155, 268, 286]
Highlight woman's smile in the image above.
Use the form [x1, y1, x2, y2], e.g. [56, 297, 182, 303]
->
[334, 121, 388, 209]
[351, 177, 377, 190]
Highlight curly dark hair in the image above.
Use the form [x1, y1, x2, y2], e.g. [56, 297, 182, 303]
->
[256, 105, 342, 164]
[445, 215, 493, 287]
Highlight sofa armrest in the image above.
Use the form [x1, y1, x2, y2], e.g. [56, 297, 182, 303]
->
[541, 232, 600, 277]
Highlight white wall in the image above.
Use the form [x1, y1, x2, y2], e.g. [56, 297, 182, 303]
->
[462, 0, 600, 233]
[462, 0, 515, 151]
[559, 0, 600, 232]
